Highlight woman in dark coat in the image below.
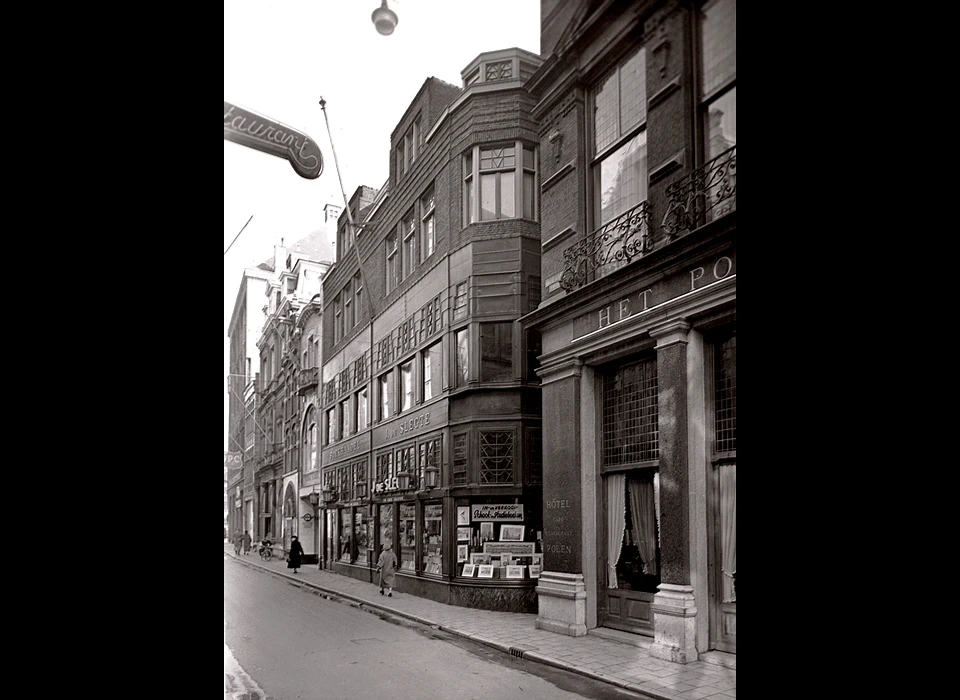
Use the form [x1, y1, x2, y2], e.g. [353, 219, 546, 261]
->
[376, 542, 397, 596]
[287, 535, 304, 573]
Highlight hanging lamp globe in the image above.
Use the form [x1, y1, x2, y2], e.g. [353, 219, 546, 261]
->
[372, 1, 398, 35]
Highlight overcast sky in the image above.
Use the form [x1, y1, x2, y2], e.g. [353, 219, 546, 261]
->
[224, 0, 542, 450]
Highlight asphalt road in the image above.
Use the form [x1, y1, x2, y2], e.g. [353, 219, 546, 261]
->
[224, 557, 647, 700]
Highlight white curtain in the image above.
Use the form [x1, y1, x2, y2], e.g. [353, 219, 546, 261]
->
[628, 477, 658, 576]
[606, 473, 626, 589]
[720, 464, 736, 602]
[653, 472, 661, 547]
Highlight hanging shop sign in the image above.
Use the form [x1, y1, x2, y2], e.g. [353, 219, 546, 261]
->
[223, 101, 323, 180]
[471, 503, 524, 521]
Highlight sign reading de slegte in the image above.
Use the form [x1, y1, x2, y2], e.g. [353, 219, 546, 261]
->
[223, 101, 323, 180]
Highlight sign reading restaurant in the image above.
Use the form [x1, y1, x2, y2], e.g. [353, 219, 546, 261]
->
[223, 101, 323, 180]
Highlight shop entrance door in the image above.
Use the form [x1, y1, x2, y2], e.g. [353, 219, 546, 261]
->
[601, 471, 660, 636]
[708, 462, 736, 653]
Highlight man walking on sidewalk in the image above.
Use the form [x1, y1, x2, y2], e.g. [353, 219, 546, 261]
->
[241, 530, 252, 555]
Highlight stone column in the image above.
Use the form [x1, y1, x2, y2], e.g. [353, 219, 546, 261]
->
[648, 319, 699, 663]
[535, 358, 587, 637]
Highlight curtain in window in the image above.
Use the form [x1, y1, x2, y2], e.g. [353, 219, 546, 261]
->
[628, 476, 658, 576]
[606, 473, 625, 589]
[720, 463, 736, 602]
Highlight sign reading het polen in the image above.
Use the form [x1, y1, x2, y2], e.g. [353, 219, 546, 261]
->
[223, 101, 323, 180]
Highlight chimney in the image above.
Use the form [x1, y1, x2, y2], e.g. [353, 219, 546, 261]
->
[274, 238, 287, 271]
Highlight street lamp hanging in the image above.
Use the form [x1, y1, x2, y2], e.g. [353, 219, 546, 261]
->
[372, 0, 398, 35]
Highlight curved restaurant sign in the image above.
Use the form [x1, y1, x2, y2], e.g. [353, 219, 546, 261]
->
[223, 101, 323, 180]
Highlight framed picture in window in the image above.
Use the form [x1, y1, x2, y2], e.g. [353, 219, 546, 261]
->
[461, 564, 476, 577]
[457, 506, 470, 525]
[477, 564, 494, 579]
[528, 565, 541, 579]
[457, 545, 469, 562]
[505, 565, 524, 579]
[499, 524, 524, 542]
[457, 527, 471, 542]
[480, 522, 494, 542]
[471, 553, 491, 565]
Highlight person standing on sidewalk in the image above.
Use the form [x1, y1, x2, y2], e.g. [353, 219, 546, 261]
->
[286, 535, 304, 574]
[376, 542, 397, 597]
[241, 530, 252, 556]
[233, 530, 242, 556]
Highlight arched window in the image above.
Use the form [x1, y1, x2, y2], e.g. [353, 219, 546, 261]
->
[303, 407, 318, 472]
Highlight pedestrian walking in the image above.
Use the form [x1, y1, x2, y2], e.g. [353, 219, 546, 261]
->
[376, 542, 397, 597]
[286, 535, 304, 573]
[233, 530, 242, 556]
[241, 530, 252, 555]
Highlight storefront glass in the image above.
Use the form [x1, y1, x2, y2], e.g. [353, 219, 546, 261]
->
[338, 507, 352, 561]
[422, 502, 442, 574]
[355, 507, 371, 564]
[456, 497, 541, 580]
[399, 502, 417, 571]
[379, 503, 394, 553]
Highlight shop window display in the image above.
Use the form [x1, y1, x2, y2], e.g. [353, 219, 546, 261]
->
[422, 502, 442, 574]
[456, 499, 541, 579]
[355, 507, 371, 565]
[399, 503, 417, 571]
[379, 503, 394, 553]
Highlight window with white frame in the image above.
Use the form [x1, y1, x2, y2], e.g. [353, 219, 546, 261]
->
[340, 397, 351, 436]
[334, 294, 343, 343]
[453, 281, 468, 321]
[355, 386, 368, 432]
[385, 230, 398, 293]
[422, 341, 442, 401]
[400, 359, 414, 412]
[401, 208, 416, 280]
[455, 328, 469, 388]
[593, 46, 648, 227]
[379, 372, 394, 420]
[326, 406, 338, 445]
[463, 142, 537, 225]
[343, 278, 353, 330]
[420, 184, 435, 262]
[304, 407, 317, 472]
[354, 272, 363, 322]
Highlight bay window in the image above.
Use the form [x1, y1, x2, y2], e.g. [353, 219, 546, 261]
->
[463, 142, 537, 225]
[455, 328, 469, 388]
[480, 322, 513, 382]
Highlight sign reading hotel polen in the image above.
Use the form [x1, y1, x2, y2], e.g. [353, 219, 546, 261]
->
[223, 101, 323, 180]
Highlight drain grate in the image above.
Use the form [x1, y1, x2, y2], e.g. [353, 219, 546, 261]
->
[509, 647, 526, 659]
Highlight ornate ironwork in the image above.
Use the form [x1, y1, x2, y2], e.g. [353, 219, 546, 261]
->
[560, 201, 651, 292]
[661, 146, 736, 237]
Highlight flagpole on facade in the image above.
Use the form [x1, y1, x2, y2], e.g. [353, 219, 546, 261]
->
[318, 96, 376, 321]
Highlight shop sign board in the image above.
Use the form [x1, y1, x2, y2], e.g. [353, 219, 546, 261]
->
[471, 503, 523, 521]
[572, 253, 736, 340]
[223, 101, 323, 180]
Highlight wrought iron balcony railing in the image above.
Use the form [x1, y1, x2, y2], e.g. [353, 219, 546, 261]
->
[661, 146, 736, 238]
[560, 201, 651, 292]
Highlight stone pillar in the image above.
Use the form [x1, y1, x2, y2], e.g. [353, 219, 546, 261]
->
[535, 358, 587, 636]
[648, 320, 699, 663]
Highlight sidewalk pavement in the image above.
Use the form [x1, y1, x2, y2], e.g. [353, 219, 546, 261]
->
[224, 544, 735, 700]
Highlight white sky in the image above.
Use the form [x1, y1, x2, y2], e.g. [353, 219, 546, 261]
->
[224, 0, 542, 450]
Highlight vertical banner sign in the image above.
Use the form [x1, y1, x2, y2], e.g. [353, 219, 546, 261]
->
[223, 101, 324, 180]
